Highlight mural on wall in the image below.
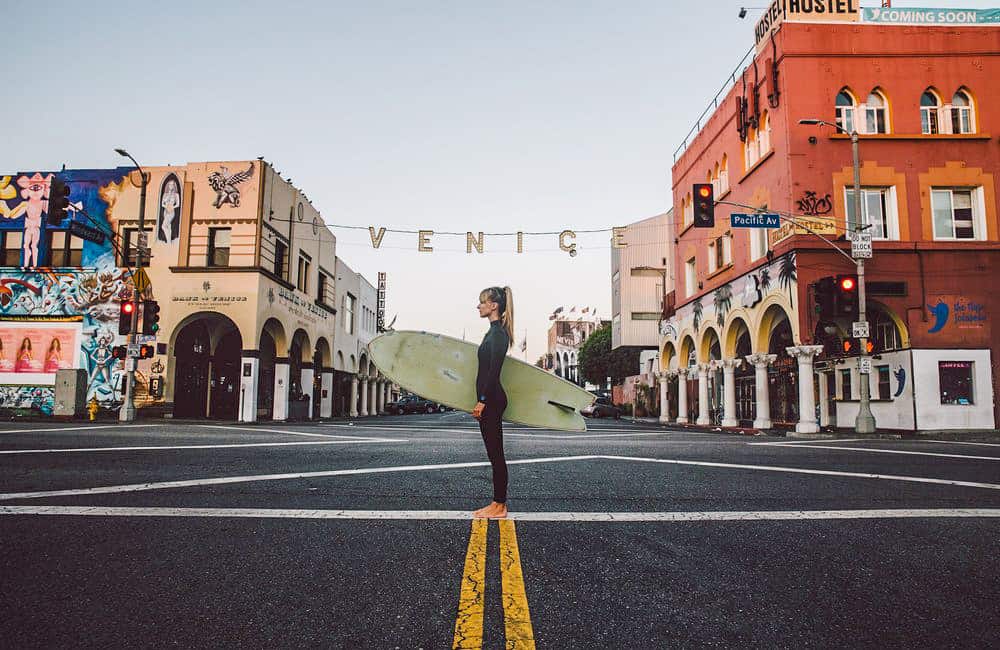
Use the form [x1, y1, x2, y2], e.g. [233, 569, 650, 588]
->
[157, 173, 182, 243]
[208, 164, 254, 208]
[927, 296, 987, 334]
[664, 252, 798, 351]
[0, 168, 140, 412]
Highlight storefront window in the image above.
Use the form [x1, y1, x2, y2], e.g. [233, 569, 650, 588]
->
[840, 369, 852, 400]
[939, 361, 973, 405]
[876, 365, 890, 400]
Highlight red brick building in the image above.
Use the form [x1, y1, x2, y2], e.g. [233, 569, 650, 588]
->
[658, 10, 999, 432]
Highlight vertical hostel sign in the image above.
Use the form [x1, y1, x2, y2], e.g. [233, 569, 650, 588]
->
[377, 272, 386, 332]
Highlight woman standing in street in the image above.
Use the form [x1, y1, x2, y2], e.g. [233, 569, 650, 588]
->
[472, 286, 514, 519]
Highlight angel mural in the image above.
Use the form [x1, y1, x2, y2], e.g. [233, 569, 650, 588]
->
[157, 174, 181, 243]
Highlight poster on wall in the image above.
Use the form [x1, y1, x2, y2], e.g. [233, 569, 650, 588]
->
[0, 322, 82, 384]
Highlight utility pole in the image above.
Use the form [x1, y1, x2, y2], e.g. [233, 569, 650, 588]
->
[115, 148, 147, 423]
[800, 120, 876, 434]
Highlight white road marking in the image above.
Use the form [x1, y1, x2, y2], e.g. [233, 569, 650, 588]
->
[0, 438, 408, 456]
[323, 423, 694, 436]
[598, 455, 1000, 491]
[0, 424, 164, 435]
[919, 439, 1000, 448]
[505, 432, 683, 440]
[748, 438, 867, 446]
[0, 455, 603, 501]
[1, 506, 997, 522]
[4, 451, 1000, 503]
[760, 444, 1000, 462]
[195, 424, 362, 439]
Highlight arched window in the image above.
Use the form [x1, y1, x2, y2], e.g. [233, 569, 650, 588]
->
[871, 308, 902, 352]
[744, 125, 759, 169]
[712, 163, 720, 194]
[864, 89, 889, 134]
[719, 155, 729, 194]
[683, 193, 693, 227]
[758, 111, 771, 155]
[951, 89, 974, 134]
[835, 89, 856, 133]
[920, 89, 941, 134]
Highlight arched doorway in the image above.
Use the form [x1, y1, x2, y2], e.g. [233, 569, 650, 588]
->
[726, 318, 755, 426]
[767, 317, 798, 427]
[700, 327, 722, 424]
[174, 321, 210, 418]
[172, 314, 242, 419]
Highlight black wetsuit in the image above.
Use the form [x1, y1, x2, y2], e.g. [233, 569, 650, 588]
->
[476, 320, 510, 504]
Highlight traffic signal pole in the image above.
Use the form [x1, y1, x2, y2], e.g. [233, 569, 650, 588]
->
[851, 130, 876, 434]
[118, 153, 147, 423]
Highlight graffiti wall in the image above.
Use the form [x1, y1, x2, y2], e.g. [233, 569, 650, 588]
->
[0, 169, 136, 413]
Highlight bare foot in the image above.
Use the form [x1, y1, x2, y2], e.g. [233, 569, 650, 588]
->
[472, 503, 493, 518]
[475, 502, 508, 519]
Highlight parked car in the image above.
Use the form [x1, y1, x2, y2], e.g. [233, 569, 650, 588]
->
[386, 394, 447, 415]
[582, 396, 621, 419]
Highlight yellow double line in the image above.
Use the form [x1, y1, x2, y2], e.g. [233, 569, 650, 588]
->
[453, 519, 536, 649]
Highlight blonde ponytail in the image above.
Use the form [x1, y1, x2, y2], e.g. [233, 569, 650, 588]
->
[501, 286, 514, 349]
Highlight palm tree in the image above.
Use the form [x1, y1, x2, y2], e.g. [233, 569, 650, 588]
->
[714, 283, 733, 326]
[759, 266, 772, 293]
[778, 252, 797, 307]
[692, 297, 703, 332]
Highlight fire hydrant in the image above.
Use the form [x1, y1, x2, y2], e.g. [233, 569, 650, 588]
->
[87, 396, 100, 422]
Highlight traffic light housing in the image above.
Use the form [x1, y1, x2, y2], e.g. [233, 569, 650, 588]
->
[47, 177, 70, 225]
[118, 301, 135, 336]
[142, 300, 160, 335]
[813, 277, 837, 320]
[692, 183, 715, 228]
[835, 274, 859, 318]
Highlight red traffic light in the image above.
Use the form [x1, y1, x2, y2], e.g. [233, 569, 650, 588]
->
[697, 185, 712, 199]
[839, 277, 855, 291]
[122, 302, 135, 314]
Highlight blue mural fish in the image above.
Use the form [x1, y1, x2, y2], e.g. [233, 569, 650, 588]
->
[893, 367, 906, 398]
[927, 301, 949, 334]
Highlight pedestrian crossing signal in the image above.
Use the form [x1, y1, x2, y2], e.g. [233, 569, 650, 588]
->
[139, 344, 155, 359]
[111, 345, 127, 361]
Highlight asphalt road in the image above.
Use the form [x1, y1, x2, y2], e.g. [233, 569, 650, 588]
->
[1, 413, 998, 649]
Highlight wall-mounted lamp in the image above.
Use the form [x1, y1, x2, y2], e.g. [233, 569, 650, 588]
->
[808, 136, 818, 144]
[738, 7, 748, 18]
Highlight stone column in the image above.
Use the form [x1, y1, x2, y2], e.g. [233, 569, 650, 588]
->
[658, 372, 670, 424]
[272, 358, 291, 421]
[721, 358, 743, 427]
[676, 368, 689, 424]
[696, 363, 710, 426]
[320, 367, 334, 419]
[787, 345, 823, 434]
[238, 352, 260, 423]
[818, 372, 831, 428]
[300, 363, 315, 420]
[360, 375, 370, 416]
[383, 381, 390, 410]
[745, 353, 776, 430]
[349, 375, 359, 417]
[374, 379, 384, 415]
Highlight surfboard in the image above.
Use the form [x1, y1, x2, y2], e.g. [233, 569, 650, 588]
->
[367, 330, 596, 432]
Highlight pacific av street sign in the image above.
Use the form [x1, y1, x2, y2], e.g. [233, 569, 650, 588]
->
[730, 213, 781, 228]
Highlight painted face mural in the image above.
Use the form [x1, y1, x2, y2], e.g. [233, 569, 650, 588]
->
[0, 168, 143, 414]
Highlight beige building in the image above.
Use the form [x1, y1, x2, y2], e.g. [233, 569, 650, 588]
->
[101, 159, 391, 421]
[611, 210, 672, 351]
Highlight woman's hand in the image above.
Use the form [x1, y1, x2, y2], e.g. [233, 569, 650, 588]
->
[472, 402, 485, 420]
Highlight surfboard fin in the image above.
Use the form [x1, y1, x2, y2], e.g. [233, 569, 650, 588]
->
[547, 400, 576, 413]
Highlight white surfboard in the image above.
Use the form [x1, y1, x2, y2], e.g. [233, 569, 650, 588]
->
[367, 330, 595, 431]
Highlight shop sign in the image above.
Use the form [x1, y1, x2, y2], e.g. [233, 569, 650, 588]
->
[756, 0, 861, 51]
[172, 295, 250, 307]
[768, 215, 836, 247]
[276, 287, 331, 325]
[862, 7, 1000, 25]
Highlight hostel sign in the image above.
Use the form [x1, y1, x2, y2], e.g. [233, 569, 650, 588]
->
[756, 0, 861, 51]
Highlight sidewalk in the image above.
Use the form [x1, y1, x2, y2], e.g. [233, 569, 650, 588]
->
[621, 416, 1000, 442]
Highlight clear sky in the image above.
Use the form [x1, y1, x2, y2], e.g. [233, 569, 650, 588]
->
[5, 1, 995, 363]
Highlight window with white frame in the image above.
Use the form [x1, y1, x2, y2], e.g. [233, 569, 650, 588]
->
[750, 228, 768, 261]
[864, 89, 889, 134]
[931, 188, 982, 240]
[920, 90, 941, 134]
[951, 90, 974, 134]
[707, 235, 731, 273]
[939, 361, 974, 405]
[743, 113, 771, 170]
[685, 257, 696, 297]
[835, 89, 856, 133]
[344, 292, 356, 335]
[719, 155, 729, 194]
[712, 163, 720, 195]
[845, 187, 897, 240]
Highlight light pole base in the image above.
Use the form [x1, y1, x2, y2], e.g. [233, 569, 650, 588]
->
[119, 404, 137, 422]
[855, 414, 876, 434]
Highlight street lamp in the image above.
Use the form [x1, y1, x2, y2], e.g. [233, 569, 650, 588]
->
[798, 119, 876, 434]
[114, 148, 148, 423]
